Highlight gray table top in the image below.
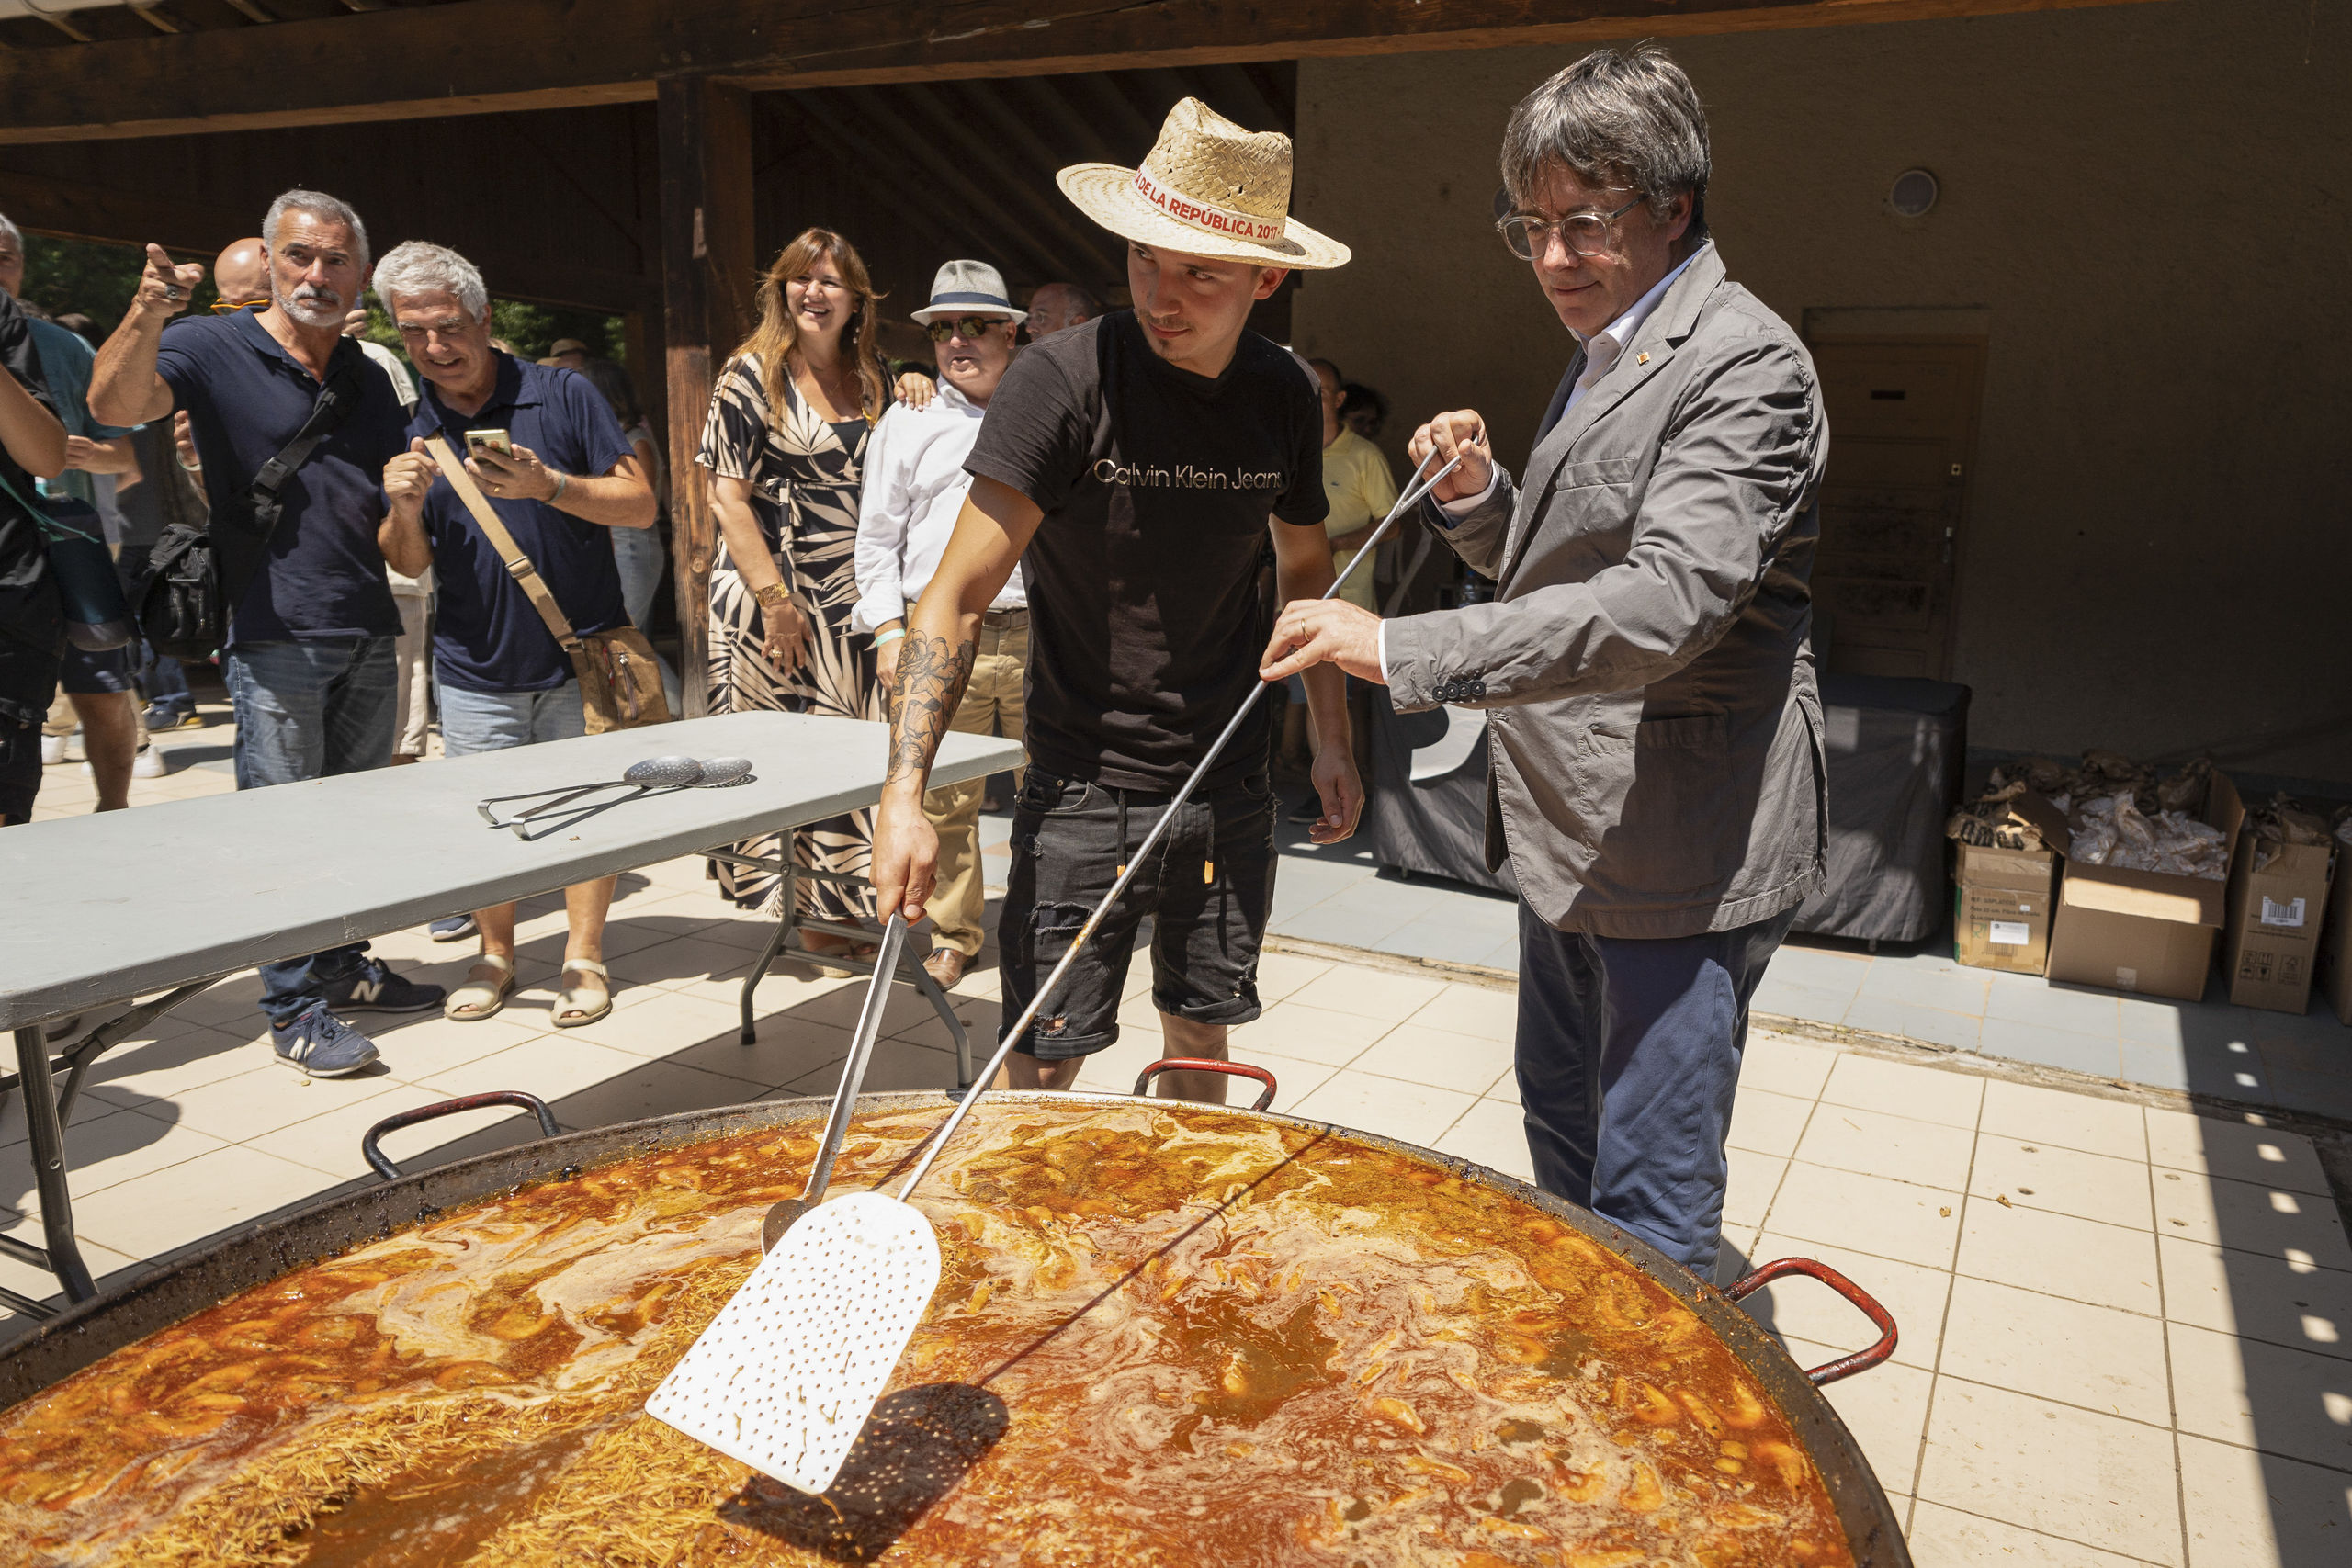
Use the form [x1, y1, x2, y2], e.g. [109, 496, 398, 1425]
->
[0, 712, 1020, 1031]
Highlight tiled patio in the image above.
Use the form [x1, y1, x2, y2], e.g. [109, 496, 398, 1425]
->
[10, 708, 2352, 1562]
[1156, 808, 2352, 1124]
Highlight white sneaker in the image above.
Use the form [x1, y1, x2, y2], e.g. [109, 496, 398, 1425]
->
[132, 747, 167, 779]
[40, 732, 66, 766]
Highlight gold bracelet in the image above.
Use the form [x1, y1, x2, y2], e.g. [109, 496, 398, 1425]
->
[754, 581, 790, 609]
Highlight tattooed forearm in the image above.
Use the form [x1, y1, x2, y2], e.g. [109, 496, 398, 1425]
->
[886, 632, 977, 789]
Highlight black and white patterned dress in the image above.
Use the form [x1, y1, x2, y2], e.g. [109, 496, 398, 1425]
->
[696, 355, 888, 922]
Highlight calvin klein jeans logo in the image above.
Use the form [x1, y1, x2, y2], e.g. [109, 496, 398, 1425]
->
[1091, 458, 1286, 491]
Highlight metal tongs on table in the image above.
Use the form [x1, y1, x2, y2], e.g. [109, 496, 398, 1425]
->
[647, 448, 1462, 1497]
[474, 754, 752, 838]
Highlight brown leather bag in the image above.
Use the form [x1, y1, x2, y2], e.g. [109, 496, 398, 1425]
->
[424, 435, 672, 733]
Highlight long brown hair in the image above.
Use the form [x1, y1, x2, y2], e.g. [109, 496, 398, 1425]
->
[729, 228, 887, 423]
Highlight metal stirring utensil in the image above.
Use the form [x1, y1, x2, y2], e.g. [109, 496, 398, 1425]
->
[646, 448, 1459, 1497]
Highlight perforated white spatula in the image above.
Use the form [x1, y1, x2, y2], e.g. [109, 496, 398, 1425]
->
[646, 451, 1458, 1495]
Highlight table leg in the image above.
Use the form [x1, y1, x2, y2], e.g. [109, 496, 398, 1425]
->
[736, 831, 797, 1046]
[11, 1027, 97, 1304]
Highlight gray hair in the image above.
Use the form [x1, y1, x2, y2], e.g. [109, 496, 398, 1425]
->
[1031, 280, 1102, 320]
[262, 188, 370, 268]
[0, 211, 19, 254]
[372, 241, 489, 321]
[1501, 42, 1710, 237]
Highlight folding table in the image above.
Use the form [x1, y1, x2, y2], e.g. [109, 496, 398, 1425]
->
[0, 711, 1020, 1316]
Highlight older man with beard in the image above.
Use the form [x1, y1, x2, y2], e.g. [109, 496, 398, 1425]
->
[90, 188, 443, 1078]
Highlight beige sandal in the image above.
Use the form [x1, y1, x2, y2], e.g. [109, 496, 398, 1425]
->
[552, 958, 612, 1029]
[446, 953, 516, 1021]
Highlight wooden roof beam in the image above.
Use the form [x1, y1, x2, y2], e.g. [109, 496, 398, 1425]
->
[0, 0, 2172, 145]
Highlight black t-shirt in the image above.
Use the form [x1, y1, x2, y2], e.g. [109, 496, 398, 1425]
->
[0, 288, 62, 668]
[964, 311, 1326, 791]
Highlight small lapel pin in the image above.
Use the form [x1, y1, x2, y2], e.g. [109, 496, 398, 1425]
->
[1636, 352, 1651, 365]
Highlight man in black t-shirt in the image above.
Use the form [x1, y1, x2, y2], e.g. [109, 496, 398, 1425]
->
[870, 99, 1360, 1103]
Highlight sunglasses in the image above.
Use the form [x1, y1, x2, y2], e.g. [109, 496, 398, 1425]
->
[210, 297, 267, 312]
[924, 316, 1012, 344]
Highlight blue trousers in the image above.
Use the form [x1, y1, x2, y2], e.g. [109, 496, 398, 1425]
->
[225, 637, 398, 1023]
[1515, 903, 1795, 1276]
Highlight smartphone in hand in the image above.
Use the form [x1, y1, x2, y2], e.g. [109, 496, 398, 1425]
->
[465, 428, 513, 458]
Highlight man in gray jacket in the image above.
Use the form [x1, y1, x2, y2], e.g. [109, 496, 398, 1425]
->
[1261, 44, 1826, 1276]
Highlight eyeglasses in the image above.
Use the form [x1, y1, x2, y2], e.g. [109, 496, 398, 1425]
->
[1496, 196, 1645, 261]
[924, 316, 1010, 344]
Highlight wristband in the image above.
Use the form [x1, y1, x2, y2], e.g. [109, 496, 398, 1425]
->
[873, 627, 907, 648]
[548, 469, 570, 502]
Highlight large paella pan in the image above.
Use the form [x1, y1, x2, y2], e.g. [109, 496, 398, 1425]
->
[0, 1073, 1905, 1566]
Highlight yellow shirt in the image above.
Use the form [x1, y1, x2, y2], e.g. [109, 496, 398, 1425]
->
[1320, 428, 1398, 611]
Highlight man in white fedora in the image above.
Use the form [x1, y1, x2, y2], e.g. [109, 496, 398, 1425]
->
[868, 98, 1359, 1104]
[854, 260, 1030, 992]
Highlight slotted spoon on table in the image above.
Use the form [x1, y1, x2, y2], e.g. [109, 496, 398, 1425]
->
[645, 450, 1458, 1496]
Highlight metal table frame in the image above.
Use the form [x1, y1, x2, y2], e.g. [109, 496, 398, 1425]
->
[707, 837, 972, 1086]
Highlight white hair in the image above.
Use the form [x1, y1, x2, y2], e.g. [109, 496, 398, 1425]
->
[0, 211, 20, 254]
[372, 241, 490, 321]
[262, 188, 370, 268]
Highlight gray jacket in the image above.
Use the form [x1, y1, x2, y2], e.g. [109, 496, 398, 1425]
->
[1384, 243, 1828, 939]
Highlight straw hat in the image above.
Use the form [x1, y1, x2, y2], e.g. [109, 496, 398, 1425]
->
[1057, 98, 1351, 271]
[910, 259, 1027, 323]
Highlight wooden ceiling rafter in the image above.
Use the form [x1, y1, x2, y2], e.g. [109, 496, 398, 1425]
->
[876, 80, 1122, 286]
[834, 84, 1072, 287]
[924, 77, 1125, 285]
[0, 0, 2172, 144]
[759, 93, 978, 272]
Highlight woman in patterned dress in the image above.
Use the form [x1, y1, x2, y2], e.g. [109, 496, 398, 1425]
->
[698, 229, 896, 960]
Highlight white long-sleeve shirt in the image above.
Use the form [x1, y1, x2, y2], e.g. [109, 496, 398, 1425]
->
[852, 379, 1025, 634]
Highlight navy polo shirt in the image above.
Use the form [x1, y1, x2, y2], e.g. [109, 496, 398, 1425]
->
[408, 355, 636, 694]
[155, 307, 409, 646]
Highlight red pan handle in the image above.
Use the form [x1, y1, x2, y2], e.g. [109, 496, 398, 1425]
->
[1724, 1258, 1899, 1386]
[1132, 1058, 1276, 1111]
[362, 1090, 561, 1182]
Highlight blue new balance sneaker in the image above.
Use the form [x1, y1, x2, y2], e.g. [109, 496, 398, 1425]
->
[428, 914, 478, 942]
[321, 957, 447, 1015]
[269, 1003, 381, 1077]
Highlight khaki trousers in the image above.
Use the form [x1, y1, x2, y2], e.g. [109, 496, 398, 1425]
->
[922, 614, 1027, 958]
[390, 591, 432, 759]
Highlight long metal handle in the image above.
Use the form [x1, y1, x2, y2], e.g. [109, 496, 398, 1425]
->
[896, 449, 1460, 1200]
[1724, 1257, 1899, 1386]
[362, 1090, 561, 1181]
[800, 913, 910, 1207]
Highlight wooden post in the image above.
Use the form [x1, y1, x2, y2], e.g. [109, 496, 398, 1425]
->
[657, 73, 755, 718]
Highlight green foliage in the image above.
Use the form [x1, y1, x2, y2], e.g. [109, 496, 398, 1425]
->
[9, 234, 626, 372]
[17, 233, 220, 323]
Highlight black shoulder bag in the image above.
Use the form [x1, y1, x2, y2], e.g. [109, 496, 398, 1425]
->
[137, 359, 364, 660]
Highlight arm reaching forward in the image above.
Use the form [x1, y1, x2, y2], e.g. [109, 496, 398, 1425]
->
[869, 474, 1042, 923]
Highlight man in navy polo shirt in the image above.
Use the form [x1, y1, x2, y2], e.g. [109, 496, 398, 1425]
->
[375, 242, 655, 1032]
[91, 188, 444, 1076]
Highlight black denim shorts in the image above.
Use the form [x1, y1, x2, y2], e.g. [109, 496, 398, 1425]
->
[0, 637, 61, 824]
[998, 768, 1277, 1060]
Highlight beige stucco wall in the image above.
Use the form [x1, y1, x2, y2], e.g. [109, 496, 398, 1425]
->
[1290, 0, 2351, 784]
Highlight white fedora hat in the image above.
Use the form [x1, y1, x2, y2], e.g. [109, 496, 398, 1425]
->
[1057, 98, 1351, 271]
[910, 259, 1027, 324]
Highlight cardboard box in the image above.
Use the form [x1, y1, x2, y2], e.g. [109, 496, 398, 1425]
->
[1954, 840, 2055, 975]
[2032, 773, 2244, 1003]
[2317, 845, 2352, 1026]
[2225, 837, 2335, 1014]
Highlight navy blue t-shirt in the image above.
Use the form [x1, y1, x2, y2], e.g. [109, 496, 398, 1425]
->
[407, 355, 637, 694]
[156, 308, 409, 646]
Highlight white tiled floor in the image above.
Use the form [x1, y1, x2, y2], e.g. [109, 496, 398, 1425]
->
[11, 710, 2352, 1563]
